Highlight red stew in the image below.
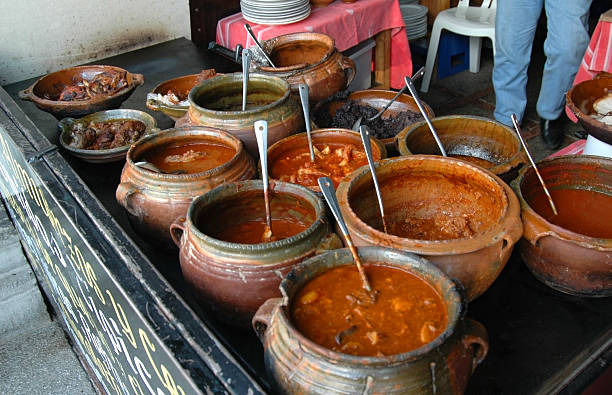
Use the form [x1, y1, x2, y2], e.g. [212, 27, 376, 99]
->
[291, 264, 448, 357]
[144, 141, 235, 175]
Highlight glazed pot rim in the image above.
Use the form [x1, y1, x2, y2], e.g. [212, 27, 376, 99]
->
[125, 126, 247, 180]
[186, 180, 327, 254]
[512, 154, 612, 246]
[276, 246, 465, 365]
[337, 155, 514, 254]
[257, 32, 336, 73]
[395, 115, 527, 176]
[188, 73, 291, 116]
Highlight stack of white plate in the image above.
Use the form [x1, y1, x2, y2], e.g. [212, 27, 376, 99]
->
[400, 4, 428, 41]
[241, 0, 311, 26]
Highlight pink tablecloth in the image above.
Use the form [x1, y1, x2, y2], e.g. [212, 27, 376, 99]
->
[216, 0, 412, 89]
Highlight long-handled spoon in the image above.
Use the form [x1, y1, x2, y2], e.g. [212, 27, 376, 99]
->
[255, 120, 274, 241]
[318, 177, 373, 294]
[244, 23, 277, 68]
[511, 114, 558, 216]
[242, 49, 252, 112]
[298, 83, 316, 162]
[359, 125, 389, 234]
[404, 75, 447, 157]
[352, 67, 426, 131]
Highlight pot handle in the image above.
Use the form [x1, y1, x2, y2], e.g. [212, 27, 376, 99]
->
[499, 217, 524, 260]
[18, 85, 35, 101]
[131, 73, 145, 87]
[522, 217, 557, 247]
[340, 55, 357, 89]
[462, 318, 489, 373]
[252, 297, 282, 342]
[315, 232, 343, 254]
[115, 182, 142, 217]
[169, 216, 186, 248]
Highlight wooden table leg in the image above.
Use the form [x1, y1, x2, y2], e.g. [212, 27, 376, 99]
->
[374, 29, 391, 89]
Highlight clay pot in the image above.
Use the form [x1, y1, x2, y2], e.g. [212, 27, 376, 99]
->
[254, 32, 356, 104]
[170, 180, 342, 327]
[266, 128, 387, 193]
[311, 0, 335, 6]
[253, 246, 488, 394]
[396, 115, 527, 183]
[566, 76, 612, 145]
[512, 155, 612, 297]
[116, 126, 256, 247]
[181, 73, 304, 158]
[336, 155, 523, 301]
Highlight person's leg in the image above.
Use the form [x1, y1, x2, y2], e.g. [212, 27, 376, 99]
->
[493, 0, 543, 126]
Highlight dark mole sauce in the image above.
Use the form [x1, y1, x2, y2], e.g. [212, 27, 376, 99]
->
[291, 264, 448, 357]
[528, 188, 612, 239]
[450, 154, 496, 169]
[143, 141, 235, 174]
[196, 190, 316, 244]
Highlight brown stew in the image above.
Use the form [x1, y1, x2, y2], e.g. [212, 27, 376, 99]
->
[143, 141, 235, 175]
[291, 264, 448, 356]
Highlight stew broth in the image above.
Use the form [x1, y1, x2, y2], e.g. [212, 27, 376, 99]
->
[291, 264, 448, 357]
[143, 141, 235, 175]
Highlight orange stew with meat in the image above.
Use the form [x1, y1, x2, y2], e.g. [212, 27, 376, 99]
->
[291, 264, 448, 357]
[144, 141, 235, 175]
[271, 143, 368, 188]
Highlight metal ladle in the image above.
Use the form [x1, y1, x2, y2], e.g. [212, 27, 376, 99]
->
[359, 125, 389, 234]
[510, 114, 558, 216]
[298, 83, 316, 162]
[254, 119, 274, 241]
[318, 177, 373, 294]
[404, 75, 447, 157]
[244, 23, 277, 68]
[242, 49, 252, 112]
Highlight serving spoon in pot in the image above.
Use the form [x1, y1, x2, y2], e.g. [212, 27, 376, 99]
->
[359, 125, 389, 234]
[318, 177, 374, 296]
[242, 48, 252, 112]
[298, 83, 316, 162]
[255, 119, 275, 241]
[244, 23, 277, 68]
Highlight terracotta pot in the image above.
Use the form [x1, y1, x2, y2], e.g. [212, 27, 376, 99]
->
[180, 73, 304, 158]
[266, 128, 387, 193]
[116, 126, 256, 247]
[170, 180, 342, 327]
[336, 155, 523, 301]
[566, 77, 612, 145]
[254, 32, 356, 104]
[311, 0, 335, 6]
[253, 246, 488, 394]
[512, 155, 612, 297]
[396, 115, 527, 183]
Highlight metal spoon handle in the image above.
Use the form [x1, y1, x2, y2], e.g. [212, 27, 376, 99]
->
[510, 114, 558, 216]
[367, 67, 425, 122]
[404, 75, 447, 157]
[298, 84, 315, 162]
[359, 126, 388, 234]
[318, 177, 372, 292]
[244, 24, 276, 68]
[255, 120, 273, 228]
[242, 49, 252, 111]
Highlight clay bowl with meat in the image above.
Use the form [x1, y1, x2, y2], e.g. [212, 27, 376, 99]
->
[311, 90, 434, 154]
[146, 69, 218, 121]
[18, 65, 144, 120]
[58, 109, 158, 163]
[566, 75, 612, 145]
[335, 155, 523, 301]
[396, 115, 527, 183]
[266, 128, 387, 194]
[253, 246, 489, 394]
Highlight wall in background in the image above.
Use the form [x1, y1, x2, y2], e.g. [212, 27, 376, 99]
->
[0, 0, 191, 85]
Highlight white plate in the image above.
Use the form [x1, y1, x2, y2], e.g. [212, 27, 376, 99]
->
[243, 7, 310, 25]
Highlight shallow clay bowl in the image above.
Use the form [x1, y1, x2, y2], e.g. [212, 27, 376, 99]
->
[396, 115, 527, 182]
[18, 65, 144, 120]
[58, 109, 158, 163]
[566, 76, 612, 145]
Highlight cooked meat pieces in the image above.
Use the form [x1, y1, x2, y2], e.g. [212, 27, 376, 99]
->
[68, 119, 146, 150]
[50, 70, 128, 101]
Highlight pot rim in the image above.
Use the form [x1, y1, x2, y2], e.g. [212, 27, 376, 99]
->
[275, 246, 466, 365]
[337, 155, 516, 254]
[186, 180, 327, 255]
[512, 154, 612, 247]
[188, 73, 291, 116]
[125, 126, 248, 181]
[395, 115, 527, 176]
[257, 32, 336, 73]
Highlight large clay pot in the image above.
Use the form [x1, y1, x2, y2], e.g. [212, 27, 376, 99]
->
[253, 246, 489, 394]
[396, 115, 527, 183]
[336, 155, 523, 301]
[170, 180, 342, 327]
[116, 127, 256, 247]
[182, 73, 304, 158]
[512, 155, 612, 297]
[254, 32, 356, 104]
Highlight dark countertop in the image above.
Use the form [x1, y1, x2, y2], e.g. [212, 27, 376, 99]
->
[4, 38, 611, 394]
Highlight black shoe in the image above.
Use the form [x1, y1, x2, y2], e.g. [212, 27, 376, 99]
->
[574, 129, 587, 139]
[540, 117, 563, 149]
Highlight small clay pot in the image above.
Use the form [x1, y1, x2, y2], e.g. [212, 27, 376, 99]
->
[311, 0, 335, 8]
[253, 246, 488, 394]
[566, 77, 612, 145]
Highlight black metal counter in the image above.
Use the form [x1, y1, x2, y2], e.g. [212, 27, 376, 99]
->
[2, 38, 611, 394]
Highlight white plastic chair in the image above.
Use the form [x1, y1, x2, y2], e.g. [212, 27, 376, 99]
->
[420, 0, 496, 93]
